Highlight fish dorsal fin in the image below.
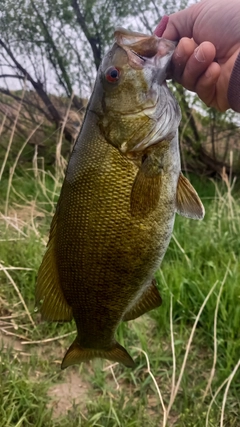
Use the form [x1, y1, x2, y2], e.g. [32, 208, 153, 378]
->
[35, 206, 73, 321]
[176, 173, 205, 220]
[123, 279, 162, 321]
[61, 338, 135, 369]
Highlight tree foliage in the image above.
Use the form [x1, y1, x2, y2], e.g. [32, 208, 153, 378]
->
[0, 0, 165, 141]
[0, 0, 157, 96]
[0, 0, 239, 174]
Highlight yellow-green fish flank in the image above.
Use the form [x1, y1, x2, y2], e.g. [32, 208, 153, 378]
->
[36, 28, 205, 369]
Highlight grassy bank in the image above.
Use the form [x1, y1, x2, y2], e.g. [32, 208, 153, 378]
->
[0, 155, 239, 426]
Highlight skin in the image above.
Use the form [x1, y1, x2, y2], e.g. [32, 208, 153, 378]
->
[156, 0, 240, 112]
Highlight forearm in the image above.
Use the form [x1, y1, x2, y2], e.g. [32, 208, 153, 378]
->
[228, 52, 240, 112]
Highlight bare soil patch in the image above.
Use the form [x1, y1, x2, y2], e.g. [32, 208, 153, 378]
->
[47, 371, 90, 419]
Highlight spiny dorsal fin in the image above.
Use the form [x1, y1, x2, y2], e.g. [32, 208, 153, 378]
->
[61, 338, 135, 369]
[176, 173, 205, 220]
[123, 279, 162, 321]
[35, 206, 73, 321]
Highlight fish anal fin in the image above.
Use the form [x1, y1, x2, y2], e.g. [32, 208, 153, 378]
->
[176, 173, 205, 220]
[35, 208, 73, 322]
[130, 169, 162, 218]
[61, 339, 135, 369]
[123, 279, 162, 321]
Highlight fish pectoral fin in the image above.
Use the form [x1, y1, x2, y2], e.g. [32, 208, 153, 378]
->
[130, 168, 162, 217]
[61, 339, 135, 369]
[176, 173, 205, 220]
[35, 208, 73, 322]
[123, 279, 162, 321]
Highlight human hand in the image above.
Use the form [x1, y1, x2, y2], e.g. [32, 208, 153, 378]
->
[155, 0, 240, 111]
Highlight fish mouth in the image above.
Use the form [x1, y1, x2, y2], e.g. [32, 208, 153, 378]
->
[114, 27, 176, 72]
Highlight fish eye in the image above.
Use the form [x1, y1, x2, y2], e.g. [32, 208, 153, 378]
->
[105, 66, 120, 83]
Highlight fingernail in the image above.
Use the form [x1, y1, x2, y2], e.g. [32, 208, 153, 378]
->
[194, 46, 205, 62]
[205, 68, 212, 78]
[175, 44, 185, 58]
[154, 16, 169, 37]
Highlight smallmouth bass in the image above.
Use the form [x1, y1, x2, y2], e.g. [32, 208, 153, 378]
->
[36, 28, 204, 369]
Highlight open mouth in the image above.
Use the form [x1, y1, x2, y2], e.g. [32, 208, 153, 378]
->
[130, 50, 146, 62]
[114, 28, 176, 71]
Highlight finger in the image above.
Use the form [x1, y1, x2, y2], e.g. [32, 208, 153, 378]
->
[162, 5, 200, 40]
[170, 38, 197, 80]
[195, 62, 221, 107]
[174, 41, 217, 92]
[154, 16, 169, 37]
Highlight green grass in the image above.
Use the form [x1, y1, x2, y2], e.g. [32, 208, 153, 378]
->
[0, 160, 239, 426]
[0, 347, 53, 427]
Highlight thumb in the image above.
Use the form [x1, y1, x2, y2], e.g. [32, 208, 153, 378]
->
[161, 5, 199, 41]
[154, 16, 169, 37]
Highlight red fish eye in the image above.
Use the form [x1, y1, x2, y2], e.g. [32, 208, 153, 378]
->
[105, 66, 120, 83]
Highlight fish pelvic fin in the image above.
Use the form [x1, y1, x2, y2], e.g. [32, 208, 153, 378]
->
[176, 173, 205, 220]
[123, 279, 162, 321]
[35, 208, 73, 322]
[61, 338, 135, 369]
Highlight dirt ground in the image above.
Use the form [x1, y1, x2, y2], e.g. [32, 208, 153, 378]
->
[47, 371, 90, 418]
[0, 329, 91, 419]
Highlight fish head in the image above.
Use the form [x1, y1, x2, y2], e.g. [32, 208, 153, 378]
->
[98, 28, 181, 155]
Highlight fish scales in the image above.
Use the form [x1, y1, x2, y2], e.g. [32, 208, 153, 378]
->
[36, 28, 205, 368]
[57, 118, 173, 325]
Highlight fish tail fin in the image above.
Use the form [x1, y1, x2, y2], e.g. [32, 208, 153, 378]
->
[61, 338, 135, 369]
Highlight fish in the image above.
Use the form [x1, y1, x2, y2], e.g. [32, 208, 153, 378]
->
[35, 28, 205, 369]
